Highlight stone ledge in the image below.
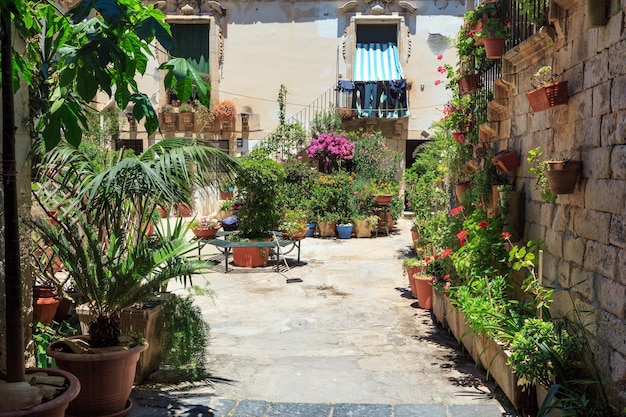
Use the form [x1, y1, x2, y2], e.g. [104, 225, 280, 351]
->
[504, 26, 557, 72]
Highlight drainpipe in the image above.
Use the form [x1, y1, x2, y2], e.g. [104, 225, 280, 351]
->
[467, 0, 475, 12]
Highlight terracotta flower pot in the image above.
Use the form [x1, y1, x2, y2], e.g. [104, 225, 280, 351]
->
[156, 205, 168, 218]
[192, 228, 219, 239]
[406, 265, 424, 297]
[413, 275, 434, 310]
[282, 228, 307, 241]
[452, 131, 465, 143]
[375, 194, 393, 205]
[526, 81, 569, 112]
[47, 337, 148, 417]
[545, 160, 582, 194]
[455, 181, 471, 202]
[492, 149, 519, 172]
[175, 203, 192, 217]
[0, 368, 81, 417]
[220, 191, 234, 200]
[483, 37, 506, 59]
[458, 73, 480, 96]
[232, 245, 270, 268]
[33, 286, 60, 326]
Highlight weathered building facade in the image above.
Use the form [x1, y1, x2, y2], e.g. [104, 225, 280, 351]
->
[125, 0, 465, 165]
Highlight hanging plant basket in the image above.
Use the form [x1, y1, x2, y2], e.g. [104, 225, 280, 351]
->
[458, 73, 480, 96]
[526, 82, 569, 112]
[483, 37, 506, 59]
[492, 149, 519, 172]
[544, 160, 582, 194]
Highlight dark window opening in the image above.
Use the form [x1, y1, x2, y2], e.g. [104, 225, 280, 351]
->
[356, 24, 397, 44]
[170, 23, 210, 74]
[116, 139, 144, 155]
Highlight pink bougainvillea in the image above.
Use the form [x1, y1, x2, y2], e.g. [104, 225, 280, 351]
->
[306, 132, 355, 165]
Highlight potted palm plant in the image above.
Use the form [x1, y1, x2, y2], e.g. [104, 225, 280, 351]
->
[28, 138, 238, 416]
[32, 210, 208, 417]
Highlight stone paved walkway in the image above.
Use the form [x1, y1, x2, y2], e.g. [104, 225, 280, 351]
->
[128, 218, 521, 417]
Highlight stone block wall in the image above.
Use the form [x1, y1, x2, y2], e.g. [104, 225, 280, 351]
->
[488, 0, 626, 404]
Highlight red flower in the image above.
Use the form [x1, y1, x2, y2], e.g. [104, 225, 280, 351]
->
[425, 257, 431, 264]
[478, 221, 489, 228]
[441, 248, 453, 258]
[450, 206, 464, 216]
[437, 66, 447, 74]
[434, 79, 442, 85]
[457, 230, 468, 246]
[437, 54, 444, 60]
[434, 255, 440, 260]
[469, 29, 476, 37]
[453, 132, 465, 143]
[502, 232, 511, 239]
[443, 274, 450, 280]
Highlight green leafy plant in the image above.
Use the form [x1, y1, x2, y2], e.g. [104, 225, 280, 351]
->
[508, 318, 574, 388]
[349, 130, 402, 182]
[451, 208, 507, 284]
[531, 65, 556, 88]
[235, 157, 286, 239]
[476, 17, 511, 39]
[519, 0, 550, 27]
[279, 209, 308, 238]
[309, 170, 357, 224]
[527, 147, 557, 203]
[161, 295, 211, 380]
[260, 85, 308, 161]
[309, 106, 342, 139]
[33, 321, 77, 368]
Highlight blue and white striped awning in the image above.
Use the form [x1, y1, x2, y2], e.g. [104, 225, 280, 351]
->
[353, 42, 404, 82]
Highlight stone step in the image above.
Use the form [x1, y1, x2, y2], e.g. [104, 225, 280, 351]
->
[129, 396, 507, 417]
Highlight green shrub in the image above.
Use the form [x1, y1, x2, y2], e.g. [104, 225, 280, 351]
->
[161, 295, 210, 380]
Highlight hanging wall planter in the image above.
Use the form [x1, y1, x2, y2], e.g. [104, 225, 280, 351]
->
[544, 160, 582, 194]
[458, 74, 480, 96]
[526, 81, 569, 112]
[492, 149, 519, 172]
[483, 37, 506, 59]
